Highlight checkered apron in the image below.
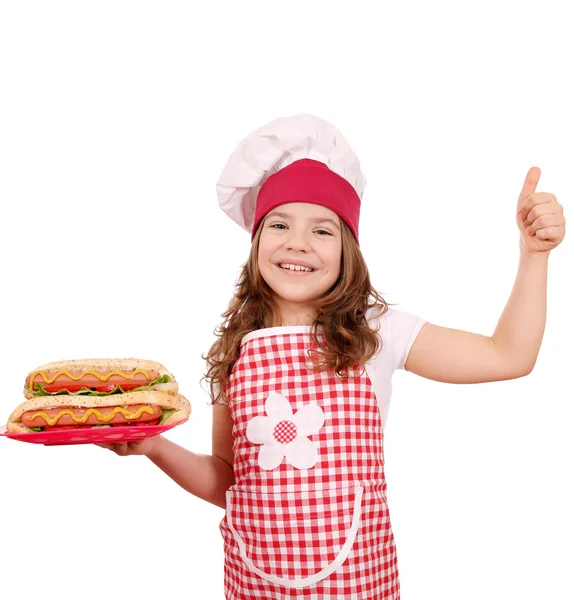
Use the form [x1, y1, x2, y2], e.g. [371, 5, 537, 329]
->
[220, 331, 400, 599]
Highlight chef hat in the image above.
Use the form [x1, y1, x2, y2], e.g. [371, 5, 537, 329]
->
[216, 114, 366, 244]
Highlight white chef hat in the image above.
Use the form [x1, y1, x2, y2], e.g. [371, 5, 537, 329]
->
[216, 113, 367, 243]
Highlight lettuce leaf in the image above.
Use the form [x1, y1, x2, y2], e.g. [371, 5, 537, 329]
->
[31, 374, 173, 396]
[159, 409, 176, 425]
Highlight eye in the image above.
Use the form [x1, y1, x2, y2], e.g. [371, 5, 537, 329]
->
[270, 223, 287, 230]
[315, 229, 332, 236]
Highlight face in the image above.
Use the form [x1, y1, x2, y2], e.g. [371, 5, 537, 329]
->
[257, 202, 343, 324]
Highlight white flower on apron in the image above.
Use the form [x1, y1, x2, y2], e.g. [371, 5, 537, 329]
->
[246, 391, 325, 470]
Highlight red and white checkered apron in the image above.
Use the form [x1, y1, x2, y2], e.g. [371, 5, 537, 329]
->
[220, 330, 400, 599]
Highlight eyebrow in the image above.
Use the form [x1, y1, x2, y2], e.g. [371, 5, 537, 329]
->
[265, 211, 341, 230]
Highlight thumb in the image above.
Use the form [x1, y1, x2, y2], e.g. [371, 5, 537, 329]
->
[517, 166, 541, 212]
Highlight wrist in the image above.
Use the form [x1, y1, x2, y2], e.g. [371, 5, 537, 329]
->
[519, 249, 550, 264]
[145, 434, 166, 460]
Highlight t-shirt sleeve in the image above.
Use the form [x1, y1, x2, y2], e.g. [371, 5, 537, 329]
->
[377, 307, 427, 371]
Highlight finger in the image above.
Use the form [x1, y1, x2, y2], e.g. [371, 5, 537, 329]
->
[517, 166, 541, 212]
[96, 442, 127, 454]
[533, 225, 562, 241]
[526, 214, 562, 234]
[115, 442, 129, 455]
[95, 443, 114, 450]
[127, 440, 147, 454]
[521, 198, 556, 227]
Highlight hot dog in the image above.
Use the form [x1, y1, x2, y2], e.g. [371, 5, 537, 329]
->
[7, 358, 191, 433]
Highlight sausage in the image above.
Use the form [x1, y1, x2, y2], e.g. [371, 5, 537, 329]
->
[27, 371, 160, 392]
[21, 404, 162, 428]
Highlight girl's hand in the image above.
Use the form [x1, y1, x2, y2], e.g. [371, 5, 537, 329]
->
[96, 434, 163, 458]
[516, 167, 566, 255]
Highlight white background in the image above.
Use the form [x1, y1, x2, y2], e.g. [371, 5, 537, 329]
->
[1, 1, 572, 598]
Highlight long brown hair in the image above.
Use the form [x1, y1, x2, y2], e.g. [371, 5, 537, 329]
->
[201, 217, 393, 405]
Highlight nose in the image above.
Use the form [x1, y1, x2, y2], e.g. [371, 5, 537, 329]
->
[284, 227, 311, 252]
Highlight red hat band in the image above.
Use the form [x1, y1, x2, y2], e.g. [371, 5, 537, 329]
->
[252, 159, 361, 244]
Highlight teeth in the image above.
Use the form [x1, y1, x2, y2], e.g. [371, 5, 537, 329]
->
[280, 263, 313, 272]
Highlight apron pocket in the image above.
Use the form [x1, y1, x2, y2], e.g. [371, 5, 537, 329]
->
[224, 484, 364, 588]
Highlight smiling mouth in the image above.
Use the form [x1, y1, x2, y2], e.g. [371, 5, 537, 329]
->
[277, 263, 315, 273]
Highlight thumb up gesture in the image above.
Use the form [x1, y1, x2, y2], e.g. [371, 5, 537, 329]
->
[516, 167, 566, 254]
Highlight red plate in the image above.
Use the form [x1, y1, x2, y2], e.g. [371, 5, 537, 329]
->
[0, 419, 188, 446]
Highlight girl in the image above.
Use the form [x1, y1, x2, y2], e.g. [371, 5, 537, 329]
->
[99, 114, 566, 599]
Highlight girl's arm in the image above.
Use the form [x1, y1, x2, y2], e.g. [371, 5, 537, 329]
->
[404, 251, 549, 383]
[98, 403, 235, 509]
[403, 167, 565, 384]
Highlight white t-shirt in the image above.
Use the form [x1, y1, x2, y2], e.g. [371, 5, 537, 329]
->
[215, 307, 427, 428]
[364, 306, 427, 428]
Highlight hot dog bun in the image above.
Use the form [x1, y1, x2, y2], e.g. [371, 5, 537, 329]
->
[7, 389, 190, 433]
[24, 357, 178, 399]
